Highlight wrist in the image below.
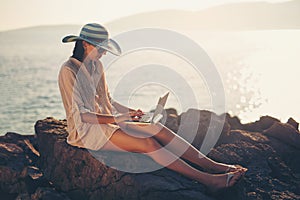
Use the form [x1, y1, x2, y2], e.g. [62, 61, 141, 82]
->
[114, 114, 121, 123]
[128, 108, 136, 112]
[115, 114, 128, 123]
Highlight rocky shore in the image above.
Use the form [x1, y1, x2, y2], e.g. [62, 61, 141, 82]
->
[0, 109, 300, 200]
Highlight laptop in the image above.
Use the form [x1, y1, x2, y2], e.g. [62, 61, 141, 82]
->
[137, 92, 169, 124]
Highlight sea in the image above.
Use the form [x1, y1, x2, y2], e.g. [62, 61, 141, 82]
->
[0, 26, 299, 135]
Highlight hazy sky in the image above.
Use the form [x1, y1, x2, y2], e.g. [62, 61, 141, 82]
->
[0, 0, 287, 31]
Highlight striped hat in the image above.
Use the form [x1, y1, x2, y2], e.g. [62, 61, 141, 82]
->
[62, 23, 121, 56]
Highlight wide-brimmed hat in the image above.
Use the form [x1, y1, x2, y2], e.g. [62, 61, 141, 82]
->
[62, 23, 121, 56]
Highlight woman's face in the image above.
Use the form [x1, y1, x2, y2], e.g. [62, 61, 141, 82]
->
[83, 41, 107, 60]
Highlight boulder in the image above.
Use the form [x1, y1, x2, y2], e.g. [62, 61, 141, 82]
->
[0, 132, 45, 198]
[208, 129, 300, 200]
[16, 187, 71, 200]
[287, 117, 299, 130]
[163, 108, 179, 132]
[2, 109, 300, 200]
[34, 117, 212, 200]
[177, 109, 230, 155]
[263, 122, 300, 149]
[242, 116, 280, 132]
[220, 113, 243, 130]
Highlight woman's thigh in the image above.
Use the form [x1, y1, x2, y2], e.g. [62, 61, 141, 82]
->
[101, 128, 161, 153]
[122, 122, 165, 137]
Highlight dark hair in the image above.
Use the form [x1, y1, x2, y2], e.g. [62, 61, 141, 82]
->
[71, 40, 84, 62]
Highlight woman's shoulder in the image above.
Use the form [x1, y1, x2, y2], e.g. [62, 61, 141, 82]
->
[94, 59, 103, 68]
[60, 57, 81, 74]
[94, 60, 104, 74]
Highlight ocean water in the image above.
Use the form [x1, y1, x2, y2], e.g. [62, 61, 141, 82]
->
[0, 28, 299, 135]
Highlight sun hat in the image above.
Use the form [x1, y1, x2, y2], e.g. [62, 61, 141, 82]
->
[62, 23, 122, 56]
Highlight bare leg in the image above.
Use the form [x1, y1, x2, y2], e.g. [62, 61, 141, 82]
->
[123, 123, 244, 173]
[101, 129, 243, 191]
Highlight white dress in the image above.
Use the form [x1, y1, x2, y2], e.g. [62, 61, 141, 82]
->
[58, 57, 119, 150]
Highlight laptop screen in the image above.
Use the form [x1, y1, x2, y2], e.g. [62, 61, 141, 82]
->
[151, 92, 169, 123]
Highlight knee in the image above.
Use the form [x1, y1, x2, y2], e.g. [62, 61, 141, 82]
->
[141, 138, 161, 153]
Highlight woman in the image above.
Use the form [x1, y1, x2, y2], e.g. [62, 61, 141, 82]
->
[59, 23, 247, 193]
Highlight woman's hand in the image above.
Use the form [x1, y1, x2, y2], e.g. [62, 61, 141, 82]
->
[130, 109, 145, 121]
[115, 109, 144, 123]
[130, 109, 144, 117]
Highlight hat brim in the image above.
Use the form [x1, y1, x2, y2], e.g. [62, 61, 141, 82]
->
[62, 35, 122, 56]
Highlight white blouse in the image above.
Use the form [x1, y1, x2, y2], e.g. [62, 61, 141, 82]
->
[58, 57, 119, 150]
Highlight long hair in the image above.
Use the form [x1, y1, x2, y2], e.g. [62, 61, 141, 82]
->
[71, 40, 84, 62]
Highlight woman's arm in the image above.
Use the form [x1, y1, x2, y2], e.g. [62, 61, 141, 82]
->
[80, 111, 141, 124]
[81, 112, 115, 124]
[112, 101, 136, 113]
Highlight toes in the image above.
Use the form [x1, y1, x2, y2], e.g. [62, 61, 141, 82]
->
[226, 165, 239, 173]
[227, 171, 242, 187]
[226, 165, 248, 174]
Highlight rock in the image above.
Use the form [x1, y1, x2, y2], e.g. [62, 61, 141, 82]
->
[15, 193, 31, 200]
[2, 110, 300, 200]
[177, 109, 230, 155]
[16, 187, 71, 200]
[208, 129, 300, 200]
[242, 116, 280, 132]
[220, 113, 243, 130]
[217, 129, 270, 146]
[34, 117, 212, 200]
[163, 108, 179, 132]
[0, 132, 44, 197]
[287, 117, 299, 130]
[31, 187, 71, 200]
[264, 135, 300, 181]
[263, 122, 300, 149]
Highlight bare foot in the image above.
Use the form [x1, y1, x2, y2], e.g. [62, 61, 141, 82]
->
[208, 163, 248, 174]
[206, 170, 243, 193]
[225, 165, 248, 174]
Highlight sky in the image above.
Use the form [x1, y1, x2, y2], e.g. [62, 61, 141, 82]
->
[0, 0, 288, 31]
